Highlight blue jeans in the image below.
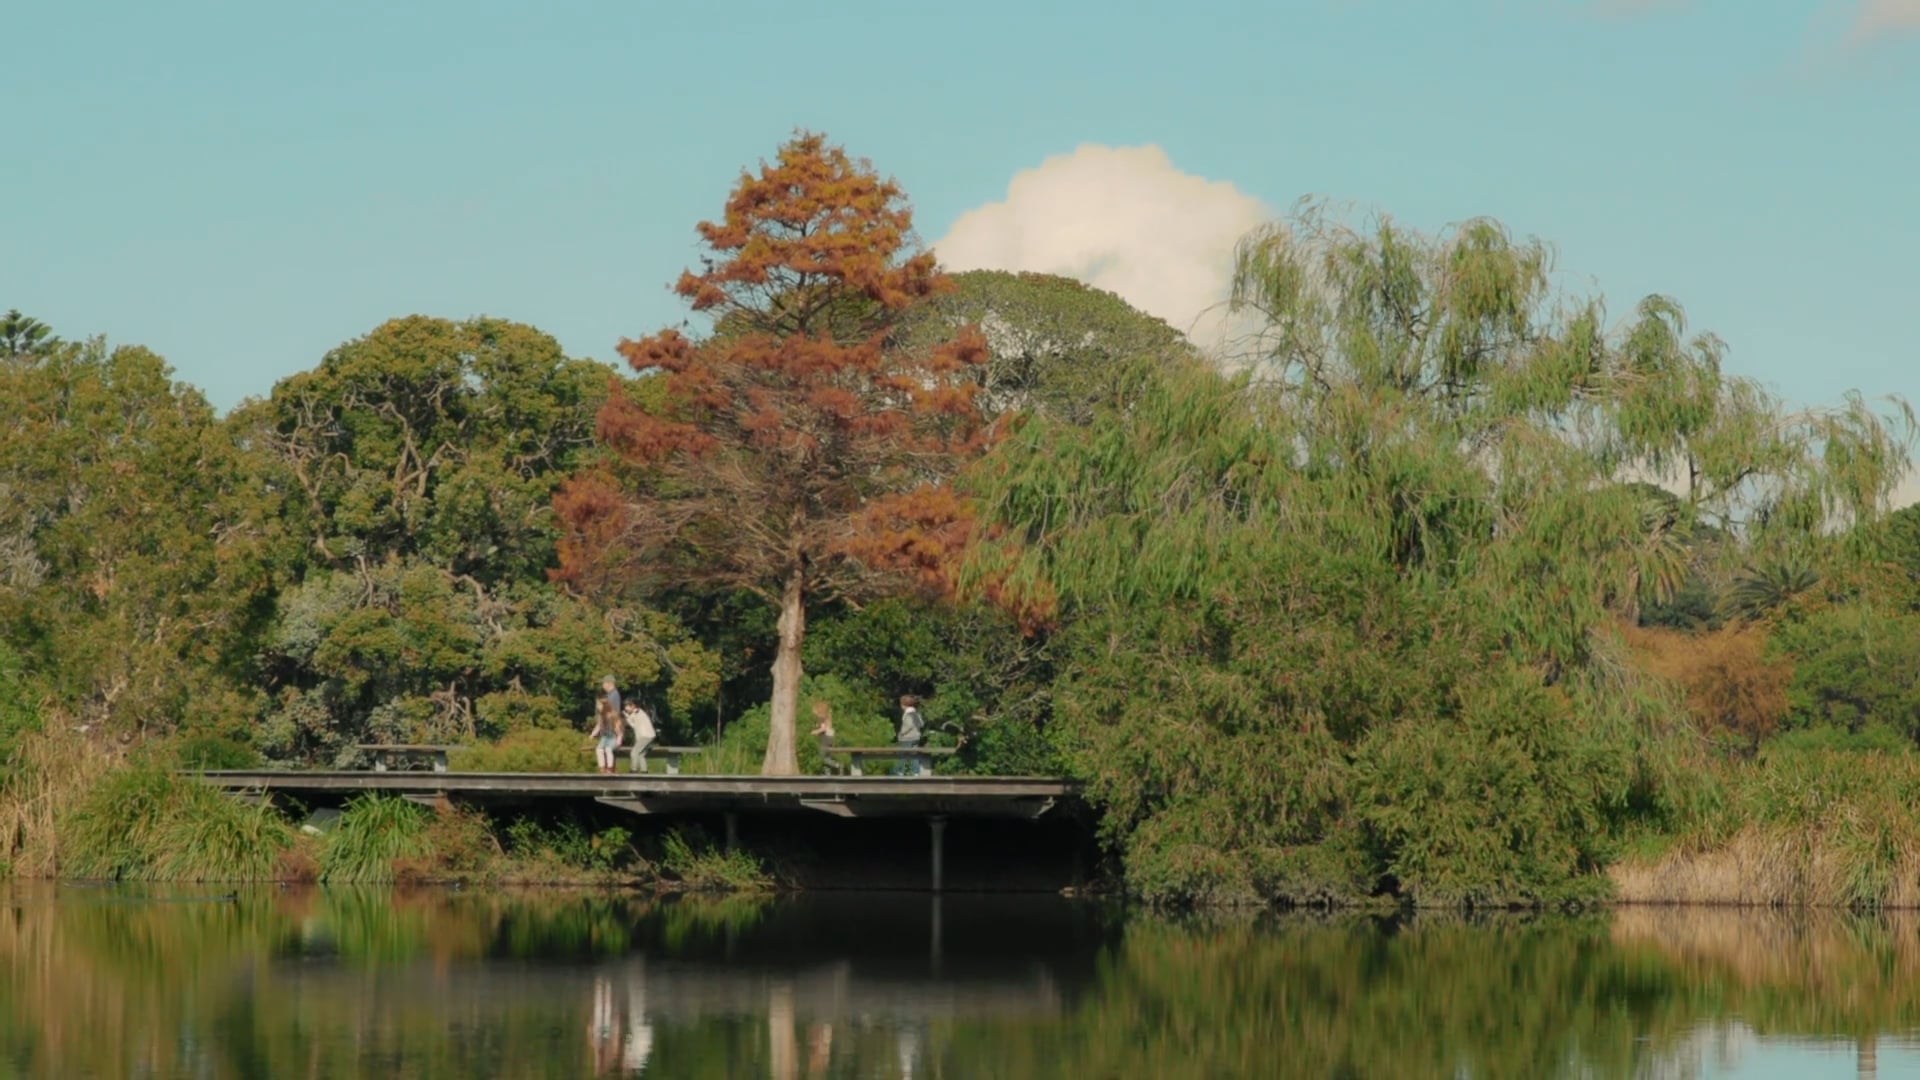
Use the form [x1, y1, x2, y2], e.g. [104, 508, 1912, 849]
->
[893, 739, 921, 776]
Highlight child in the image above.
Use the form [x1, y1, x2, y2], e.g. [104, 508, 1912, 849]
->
[809, 700, 836, 773]
[896, 695, 924, 748]
[624, 700, 656, 773]
[591, 674, 622, 774]
[894, 695, 924, 776]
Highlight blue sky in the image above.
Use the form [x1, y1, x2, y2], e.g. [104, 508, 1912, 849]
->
[6, 0, 1916, 452]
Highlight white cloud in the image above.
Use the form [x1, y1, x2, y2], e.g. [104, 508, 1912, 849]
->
[1895, 468, 1920, 510]
[1851, 0, 1920, 39]
[932, 144, 1270, 349]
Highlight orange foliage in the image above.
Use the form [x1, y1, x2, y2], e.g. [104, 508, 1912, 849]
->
[1623, 622, 1792, 750]
[558, 131, 992, 605]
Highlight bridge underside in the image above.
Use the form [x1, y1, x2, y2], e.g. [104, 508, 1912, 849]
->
[192, 771, 1085, 893]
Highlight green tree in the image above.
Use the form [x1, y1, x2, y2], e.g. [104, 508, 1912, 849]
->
[962, 207, 1913, 904]
[0, 309, 57, 357]
[252, 316, 716, 762]
[0, 336, 278, 743]
[900, 270, 1196, 423]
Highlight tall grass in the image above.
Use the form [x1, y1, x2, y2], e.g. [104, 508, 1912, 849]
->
[0, 729, 117, 879]
[149, 786, 292, 882]
[53, 757, 292, 882]
[1613, 747, 1920, 908]
[318, 795, 431, 883]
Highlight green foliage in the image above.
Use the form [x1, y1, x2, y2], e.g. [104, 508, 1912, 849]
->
[658, 826, 772, 891]
[1770, 603, 1920, 741]
[451, 727, 595, 773]
[899, 269, 1196, 423]
[249, 316, 718, 763]
[169, 733, 260, 770]
[55, 759, 290, 881]
[500, 817, 632, 875]
[963, 204, 1913, 905]
[317, 794, 430, 883]
[693, 673, 894, 774]
[0, 336, 281, 742]
[1763, 720, 1912, 755]
[803, 596, 1060, 774]
[0, 640, 39, 777]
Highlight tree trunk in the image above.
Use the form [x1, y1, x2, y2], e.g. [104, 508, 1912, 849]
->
[763, 567, 804, 775]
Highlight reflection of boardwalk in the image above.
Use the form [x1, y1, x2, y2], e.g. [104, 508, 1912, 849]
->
[266, 956, 1068, 1024]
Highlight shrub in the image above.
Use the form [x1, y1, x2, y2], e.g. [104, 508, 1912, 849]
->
[450, 727, 594, 773]
[659, 827, 771, 891]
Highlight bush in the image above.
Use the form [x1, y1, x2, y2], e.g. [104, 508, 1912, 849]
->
[450, 727, 594, 773]
[499, 816, 635, 879]
[658, 826, 771, 891]
[170, 733, 261, 770]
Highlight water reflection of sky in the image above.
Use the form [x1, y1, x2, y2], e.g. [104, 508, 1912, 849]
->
[1683, 1027, 1920, 1079]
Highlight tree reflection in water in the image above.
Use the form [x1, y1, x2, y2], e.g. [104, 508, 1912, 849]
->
[2, 885, 1918, 1078]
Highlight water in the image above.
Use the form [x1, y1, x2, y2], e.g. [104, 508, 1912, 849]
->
[3, 886, 1917, 1079]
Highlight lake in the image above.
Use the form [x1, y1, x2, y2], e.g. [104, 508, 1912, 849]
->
[2, 885, 1915, 1078]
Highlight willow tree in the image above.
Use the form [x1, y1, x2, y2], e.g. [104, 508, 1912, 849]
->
[963, 205, 1913, 905]
[557, 133, 989, 775]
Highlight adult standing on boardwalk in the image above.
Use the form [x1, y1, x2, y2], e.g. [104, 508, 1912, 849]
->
[591, 674, 623, 774]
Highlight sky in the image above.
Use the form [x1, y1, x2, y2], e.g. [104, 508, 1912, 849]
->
[5, 1, 1916, 492]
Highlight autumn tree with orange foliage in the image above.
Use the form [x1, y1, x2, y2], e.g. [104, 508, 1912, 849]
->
[555, 133, 990, 775]
[1623, 623, 1791, 753]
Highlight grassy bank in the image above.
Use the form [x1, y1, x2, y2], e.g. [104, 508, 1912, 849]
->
[0, 730, 771, 891]
[1612, 747, 1920, 908]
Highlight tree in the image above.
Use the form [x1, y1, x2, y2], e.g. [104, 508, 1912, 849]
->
[556, 133, 990, 775]
[960, 206, 1914, 904]
[898, 270, 1195, 423]
[0, 336, 276, 742]
[0, 310, 56, 358]
[250, 316, 718, 763]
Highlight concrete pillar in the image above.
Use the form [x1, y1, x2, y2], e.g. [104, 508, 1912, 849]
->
[724, 812, 739, 853]
[929, 816, 948, 894]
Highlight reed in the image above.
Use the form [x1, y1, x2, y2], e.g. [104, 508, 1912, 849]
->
[1611, 748, 1920, 908]
[0, 728, 116, 879]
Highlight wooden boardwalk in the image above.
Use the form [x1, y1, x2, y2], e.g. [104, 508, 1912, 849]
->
[192, 770, 1075, 820]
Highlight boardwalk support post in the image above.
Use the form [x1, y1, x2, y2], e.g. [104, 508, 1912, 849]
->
[724, 811, 739, 853]
[930, 815, 948, 894]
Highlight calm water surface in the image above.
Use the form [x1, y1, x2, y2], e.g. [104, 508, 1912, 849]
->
[3, 885, 1917, 1079]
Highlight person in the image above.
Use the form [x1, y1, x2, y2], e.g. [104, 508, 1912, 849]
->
[894, 695, 924, 776]
[591, 674, 623, 774]
[808, 699, 836, 773]
[624, 700, 656, 773]
[588, 973, 622, 1075]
